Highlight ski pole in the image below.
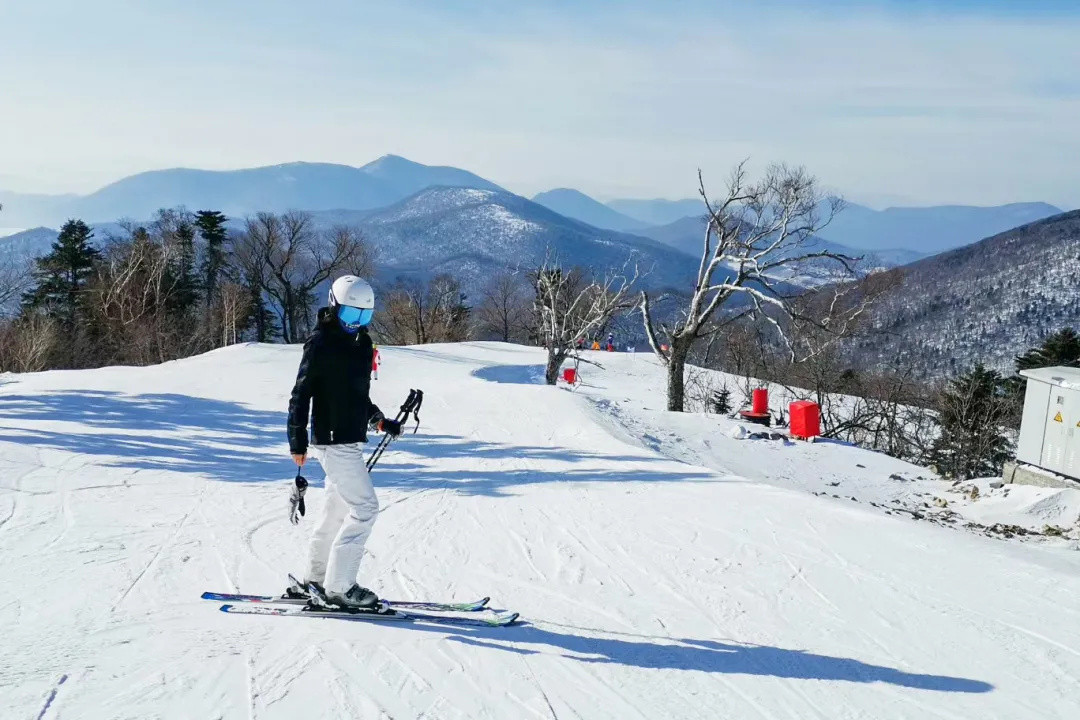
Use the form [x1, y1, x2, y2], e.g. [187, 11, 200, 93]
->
[367, 388, 422, 470]
[367, 388, 424, 471]
[367, 390, 413, 469]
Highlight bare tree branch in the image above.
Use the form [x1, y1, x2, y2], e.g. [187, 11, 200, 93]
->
[643, 161, 872, 411]
[533, 253, 640, 385]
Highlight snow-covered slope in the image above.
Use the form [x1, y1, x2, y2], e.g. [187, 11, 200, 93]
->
[2, 343, 1079, 719]
[847, 209, 1080, 377]
[356, 187, 698, 291]
[0, 226, 58, 261]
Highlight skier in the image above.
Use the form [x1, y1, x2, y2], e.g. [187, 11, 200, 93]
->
[606, 333, 615, 352]
[286, 275, 402, 610]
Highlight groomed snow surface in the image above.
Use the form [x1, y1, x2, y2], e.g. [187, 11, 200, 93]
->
[2, 342, 1079, 719]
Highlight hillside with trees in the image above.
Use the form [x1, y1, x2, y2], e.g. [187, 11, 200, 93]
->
[844, 210, 1080, 378]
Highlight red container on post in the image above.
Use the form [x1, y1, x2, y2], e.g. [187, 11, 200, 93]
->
[752, 388, 769, 415]
[562, 367, 577, 384]
[789, 400, 821, 439]
[740, 388, 771, 426]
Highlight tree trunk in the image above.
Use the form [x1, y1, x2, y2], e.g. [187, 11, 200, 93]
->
[667, 337, 691, 412]
[545, 348, 564, 385]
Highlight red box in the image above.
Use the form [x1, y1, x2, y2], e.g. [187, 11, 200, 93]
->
[563, 367, 577, 384]
[789, 401, 820, 439]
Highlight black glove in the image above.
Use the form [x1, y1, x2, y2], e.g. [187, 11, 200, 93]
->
[378, 418, 402, 437]
[368, 409, 385, 431]
[289, 472, 308, 525]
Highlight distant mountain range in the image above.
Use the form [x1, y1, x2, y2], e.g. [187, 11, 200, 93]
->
[0, 188, 700, 304]
[6, 152, 1077, 371]
[0, 227, 60, 264]
[531, 189, 647, 233]
[606, 198, 704, 227]
[845, 210, 1080, 378]
[1, 156, 1066, 261]
[818, 201, 1063, 254]
[545, 191, 1064, 258]
[632, 214, 922, 272]
[0, 155, 501, 227]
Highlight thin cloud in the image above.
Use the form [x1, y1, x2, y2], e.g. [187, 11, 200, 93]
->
[0, 1, 1076, 207]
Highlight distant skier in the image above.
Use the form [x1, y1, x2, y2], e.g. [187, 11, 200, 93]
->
[606, 333, 615, 352]
[286, 275, 402, 610]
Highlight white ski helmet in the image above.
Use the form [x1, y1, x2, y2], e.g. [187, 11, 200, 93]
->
[328, 275, 375, 332]
[329, 275, 375, 310]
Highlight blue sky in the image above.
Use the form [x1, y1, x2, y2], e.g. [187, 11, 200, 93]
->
[1, 0, 1077, 208]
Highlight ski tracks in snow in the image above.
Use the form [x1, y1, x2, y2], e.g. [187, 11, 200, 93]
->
[34, 673, 69, 720]
[111, 482, 209, 612]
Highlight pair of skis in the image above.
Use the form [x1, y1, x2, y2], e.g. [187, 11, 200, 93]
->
[203, 579, 519, 628]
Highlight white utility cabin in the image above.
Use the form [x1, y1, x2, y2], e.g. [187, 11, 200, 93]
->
[1016, 367, 1080, 481]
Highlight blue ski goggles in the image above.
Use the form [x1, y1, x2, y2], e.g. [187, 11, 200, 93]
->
[337, 305, 374, 329]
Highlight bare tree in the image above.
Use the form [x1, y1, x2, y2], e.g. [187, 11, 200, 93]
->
[641, 162, 871, 411]
[475, 270, 531, 343]
[374, 274, 471, 345]
[0, 190, 26, 312]
[533, 257, 638, 385]
[0, 310, 60, 372]
[233, 213, 374, 343]
[0, 253, 31, 315]
[215, 281, 251, 347]
[89, 225, 189, 365]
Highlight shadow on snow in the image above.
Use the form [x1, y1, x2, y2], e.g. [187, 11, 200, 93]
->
[0, 391, 711, 493]
[470, 364, 546, 385]
[397, 621, 993, 694]
[0, 390, 293, 483]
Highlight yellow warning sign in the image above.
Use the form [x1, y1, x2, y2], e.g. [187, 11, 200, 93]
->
[1054, 412, 1063, 422]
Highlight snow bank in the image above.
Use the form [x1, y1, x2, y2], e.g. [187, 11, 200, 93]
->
[571, 351, 1080, 545]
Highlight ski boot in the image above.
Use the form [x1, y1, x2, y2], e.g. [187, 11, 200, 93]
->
[324, 583, 382, 612]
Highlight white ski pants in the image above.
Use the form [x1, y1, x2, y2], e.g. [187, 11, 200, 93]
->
[304, 443, 379, 594]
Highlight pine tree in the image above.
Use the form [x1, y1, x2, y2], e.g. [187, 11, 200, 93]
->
[244, 272, 279, 343]
[23, 219, 101, 328]
[169, 219, 200, 312]
[1015, 328, 1080, 372]
[711, 387, 732, 414]
[195, 210, 228, 308]
[929, 364, 1014, 480]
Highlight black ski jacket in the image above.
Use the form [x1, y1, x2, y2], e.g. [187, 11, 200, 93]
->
[287, 307, 382, 455]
